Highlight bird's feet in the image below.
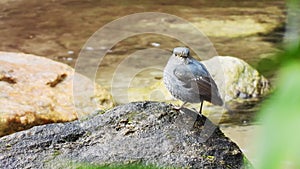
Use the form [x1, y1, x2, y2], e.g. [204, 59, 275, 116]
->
[172, 105, 182, 111]
[171, 102, 187, 112]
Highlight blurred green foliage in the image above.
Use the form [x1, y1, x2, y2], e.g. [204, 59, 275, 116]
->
[255, 1, 300, 165]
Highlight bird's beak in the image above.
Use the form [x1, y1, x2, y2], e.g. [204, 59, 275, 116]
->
[181, 51, 189, 58]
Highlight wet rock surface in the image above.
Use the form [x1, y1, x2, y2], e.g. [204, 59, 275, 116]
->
[0, 102, 250, 169]
[0, 52, 114, 137]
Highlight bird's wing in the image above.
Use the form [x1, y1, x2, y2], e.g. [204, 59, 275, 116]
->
[192, 75, 213, 97]
[173, 61, 223, 105]
[173, 65, 212, 97]
[173, 65, 193, 82]
[191, 68, 223, 105]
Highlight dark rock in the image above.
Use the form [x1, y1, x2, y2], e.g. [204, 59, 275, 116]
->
[0, 102, 250, 169]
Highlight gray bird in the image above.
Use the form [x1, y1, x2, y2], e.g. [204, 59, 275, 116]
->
[163, 47, 223, 114]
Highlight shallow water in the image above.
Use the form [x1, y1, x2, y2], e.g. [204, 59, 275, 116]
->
[0, 0, 286, 166]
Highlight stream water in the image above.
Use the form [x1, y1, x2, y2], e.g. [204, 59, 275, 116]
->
[0, 0, 286, 166]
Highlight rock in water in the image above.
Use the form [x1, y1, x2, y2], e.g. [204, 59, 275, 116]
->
[0, 102, 251, 169]
[202, 56, 271, 111]
[0, 52, 114, 137]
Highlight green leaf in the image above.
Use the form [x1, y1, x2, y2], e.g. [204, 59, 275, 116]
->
[256, 61, 300, 169]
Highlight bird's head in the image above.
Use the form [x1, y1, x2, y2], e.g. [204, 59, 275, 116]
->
[172, 47, 190, 59]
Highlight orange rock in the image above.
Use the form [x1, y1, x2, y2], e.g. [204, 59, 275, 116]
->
[0, 52, 114, 137]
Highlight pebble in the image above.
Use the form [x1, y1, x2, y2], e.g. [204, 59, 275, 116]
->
[67, 50, 74, 55]
[85, 46, 94, 51]
[150, 42, 160, 47]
